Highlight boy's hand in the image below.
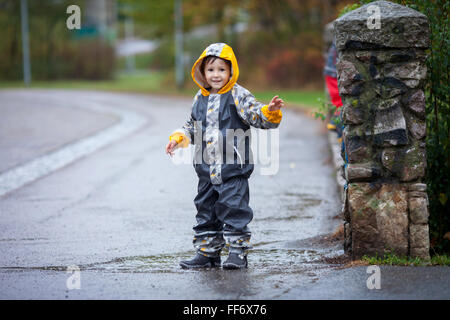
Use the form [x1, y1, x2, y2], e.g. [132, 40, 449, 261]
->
[165, 140, 178, 157]
[268, 96, 284, 111]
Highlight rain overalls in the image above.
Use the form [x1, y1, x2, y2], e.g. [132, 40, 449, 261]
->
[169, 43, 282, 258]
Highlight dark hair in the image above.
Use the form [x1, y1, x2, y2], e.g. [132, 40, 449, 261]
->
[200, 55, 231, 77]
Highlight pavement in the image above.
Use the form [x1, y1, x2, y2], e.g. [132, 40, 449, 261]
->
[0, 89, 448, 300]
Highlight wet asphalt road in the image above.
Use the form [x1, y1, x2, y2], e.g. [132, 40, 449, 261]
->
[0, 89, 448, 300]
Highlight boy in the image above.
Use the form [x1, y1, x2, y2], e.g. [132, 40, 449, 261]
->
[165, 43, 283, 269]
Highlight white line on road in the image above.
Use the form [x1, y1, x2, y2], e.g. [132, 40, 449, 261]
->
[0, 99, 147, 197]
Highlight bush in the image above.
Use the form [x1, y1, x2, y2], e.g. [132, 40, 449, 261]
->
[391, 0, 449, 256]
[69, 40, 116, 80]
[409, 0, 450, 255]
[0, 0, 115, 81]
[234, 31, 324, 90]
[265, 48, 323, 88]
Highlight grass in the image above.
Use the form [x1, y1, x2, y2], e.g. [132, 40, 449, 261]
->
[254, 90, 325, 110]
[0, 71, 325, 110]
[361, 252, 450, 266]
[0, 71, 169, 94]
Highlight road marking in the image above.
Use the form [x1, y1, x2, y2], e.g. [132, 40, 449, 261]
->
[0, 99, 147, 197]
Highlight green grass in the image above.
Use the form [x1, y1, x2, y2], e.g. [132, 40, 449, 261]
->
[0, 71, 169, 93]
[116, 53, 160, 71]
[0, 72, 325, 109]
[362, 252, 450, 266]
[254, 90, 325, 110]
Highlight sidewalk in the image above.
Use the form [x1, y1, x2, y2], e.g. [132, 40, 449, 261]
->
[281, 264, 450, 299]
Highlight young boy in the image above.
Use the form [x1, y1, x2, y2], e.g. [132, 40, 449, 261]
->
[165, 43, 284, 269]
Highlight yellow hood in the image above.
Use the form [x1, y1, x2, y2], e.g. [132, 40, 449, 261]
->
[191, 43, 239, 96]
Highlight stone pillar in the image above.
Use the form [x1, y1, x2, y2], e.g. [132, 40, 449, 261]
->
[333, 1, 430, 259]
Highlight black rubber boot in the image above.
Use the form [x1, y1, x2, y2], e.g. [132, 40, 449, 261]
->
[222, 253, 248, 269]
[179, 253, 221, 269]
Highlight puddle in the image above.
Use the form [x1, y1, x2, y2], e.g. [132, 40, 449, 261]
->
[81, 248, 330, 274]
[251, 241, 280, 247]
[249, 248, 322, 271]
[0, 232, 345, 277]
[0, 246, 343, 275]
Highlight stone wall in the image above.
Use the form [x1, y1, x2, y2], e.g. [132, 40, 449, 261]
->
[333, 1, 430, 259]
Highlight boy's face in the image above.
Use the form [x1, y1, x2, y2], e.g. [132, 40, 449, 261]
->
[204, 58, 231, 94]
